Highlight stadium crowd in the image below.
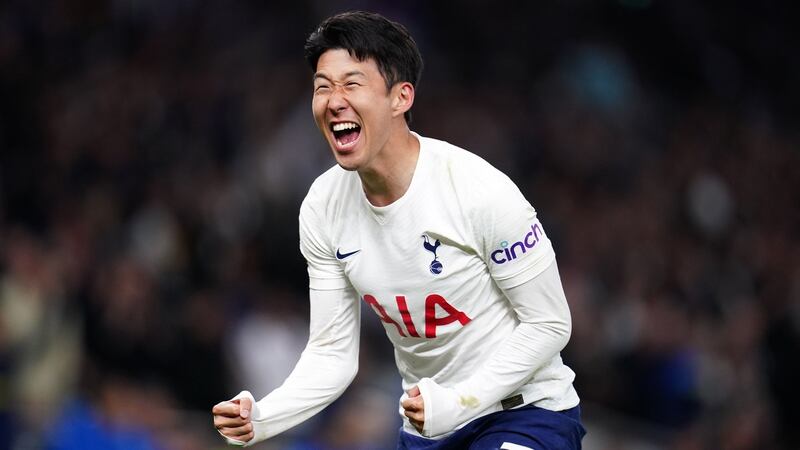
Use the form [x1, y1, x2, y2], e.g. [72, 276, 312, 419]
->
[1, 1, 798, 449]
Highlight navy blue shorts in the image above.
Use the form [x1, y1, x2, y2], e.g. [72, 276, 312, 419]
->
[397, 405, 586, 450]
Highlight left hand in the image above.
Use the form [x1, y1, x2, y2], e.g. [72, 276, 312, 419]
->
[401, 386, 425, 432]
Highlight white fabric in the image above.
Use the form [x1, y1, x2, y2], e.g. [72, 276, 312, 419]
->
[240, 287, 361, 443]
[413, 262, 574, 437]
[500, 443, 534, 450]
[302, 134, 579, 437]
[241, 133, 579, 444]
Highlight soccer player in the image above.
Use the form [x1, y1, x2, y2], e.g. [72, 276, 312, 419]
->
[212, 11, 586, 449]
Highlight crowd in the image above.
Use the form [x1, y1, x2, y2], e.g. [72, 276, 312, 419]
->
[1, 1, 798, 449]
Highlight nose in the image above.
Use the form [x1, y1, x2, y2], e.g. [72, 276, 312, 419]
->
[327, 85, 348, 113]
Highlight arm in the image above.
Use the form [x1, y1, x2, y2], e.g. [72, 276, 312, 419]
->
[409, 260, 571, 437]
[402, 163, 572, 436]
[214, 285, 361, 446]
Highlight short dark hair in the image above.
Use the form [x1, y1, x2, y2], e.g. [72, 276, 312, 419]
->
[304, 11, 424, 122]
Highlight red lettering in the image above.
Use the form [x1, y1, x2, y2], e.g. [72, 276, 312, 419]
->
[396, 296, 420, 337]
[363, 294, 406, 337]
[363, 294, 471, 338]
[424, 294, 472, 338]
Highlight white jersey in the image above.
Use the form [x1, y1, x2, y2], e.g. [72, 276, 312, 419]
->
[299, 133, 579, 436]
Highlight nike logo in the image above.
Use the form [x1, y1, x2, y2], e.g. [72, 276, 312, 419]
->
[336, 248, 361, 260]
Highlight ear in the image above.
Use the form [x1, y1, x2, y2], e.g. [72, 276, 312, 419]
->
[391, 82, 415, 118]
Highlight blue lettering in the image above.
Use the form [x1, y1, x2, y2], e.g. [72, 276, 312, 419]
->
[524, 230, 535, 248]
[491, 249, 507, 264]
[491, 222, 546, 265]
[509, 241, 526, 259]
[532, 223, 542, 241]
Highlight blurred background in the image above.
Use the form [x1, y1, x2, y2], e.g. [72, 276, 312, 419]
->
[1, 0, 798, 449]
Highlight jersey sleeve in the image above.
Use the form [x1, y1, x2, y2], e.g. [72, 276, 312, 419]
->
[470, 169, 555, 290]
[415, 260, 574, 437]
[299, 189, 350, 291]
[225, 286, 361, 445]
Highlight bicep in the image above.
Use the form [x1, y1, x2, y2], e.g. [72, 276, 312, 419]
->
[299, 199, 349, 290]
[469, 173, 555, 290]
[307, 286, 361, 350]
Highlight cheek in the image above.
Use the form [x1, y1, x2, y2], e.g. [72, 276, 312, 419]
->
[311, 101, 327, 128]
[354, 94, 390, 125]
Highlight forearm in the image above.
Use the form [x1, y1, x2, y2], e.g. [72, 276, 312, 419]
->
[418, 261, 572, 437]
[455, 263, 571, 400]
[244, 287, 361, 444]
[250, 347, 357, 441]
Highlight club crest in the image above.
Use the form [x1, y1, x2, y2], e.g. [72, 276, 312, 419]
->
[421, 234, 443, 275]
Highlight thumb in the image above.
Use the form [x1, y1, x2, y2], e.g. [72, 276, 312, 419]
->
[237, 396, 252, 419]
[407, 386, 421, 398]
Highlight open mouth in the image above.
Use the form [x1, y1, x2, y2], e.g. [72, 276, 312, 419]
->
[331, 122, 361, 148]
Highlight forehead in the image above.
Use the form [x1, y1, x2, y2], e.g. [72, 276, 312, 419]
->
[314, 48, 382, 79]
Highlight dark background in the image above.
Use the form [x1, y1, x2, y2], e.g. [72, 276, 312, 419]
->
[1, 1, 798, 449]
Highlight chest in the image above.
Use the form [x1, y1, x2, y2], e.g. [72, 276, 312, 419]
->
[337, 213, 475, 289]
[332, 203, 490, 333]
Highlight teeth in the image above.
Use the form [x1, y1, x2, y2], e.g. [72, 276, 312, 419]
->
[332, 122, 359, 131]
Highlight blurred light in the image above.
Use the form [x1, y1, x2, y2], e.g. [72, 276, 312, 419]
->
[687, 171, 735, 238]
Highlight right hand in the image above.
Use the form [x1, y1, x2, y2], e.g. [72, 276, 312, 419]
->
[401, 385, 425, 433]
[212, 396, 254, 445]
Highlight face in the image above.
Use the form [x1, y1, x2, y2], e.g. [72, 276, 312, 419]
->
[312, 49, 407, 172]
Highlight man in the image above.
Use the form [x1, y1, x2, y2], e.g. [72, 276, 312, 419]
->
[213, 11, 585, 449]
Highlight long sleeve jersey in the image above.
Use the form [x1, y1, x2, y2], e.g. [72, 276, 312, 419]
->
[233, 133, 579, 445]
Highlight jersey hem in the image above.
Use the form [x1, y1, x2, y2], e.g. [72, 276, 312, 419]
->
[492, 246, 556, 290]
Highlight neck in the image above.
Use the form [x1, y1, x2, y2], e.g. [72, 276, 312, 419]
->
[359, 129, 420, 207]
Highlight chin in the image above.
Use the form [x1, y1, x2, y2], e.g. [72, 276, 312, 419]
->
[329, 143, 363, 172]
[335, 160, 360, 172]
[333, 154, 361, 172]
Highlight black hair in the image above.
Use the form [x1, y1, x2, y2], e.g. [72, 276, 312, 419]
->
[304, 11, 424, 123]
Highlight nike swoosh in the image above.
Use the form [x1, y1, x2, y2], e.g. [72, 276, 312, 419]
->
[336, 248, 361, 260]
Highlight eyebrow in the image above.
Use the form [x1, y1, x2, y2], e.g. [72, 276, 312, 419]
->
[313, 70, 367, 82]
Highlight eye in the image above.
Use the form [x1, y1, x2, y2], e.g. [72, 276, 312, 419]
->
[345, 81, 361, 89]
[314, 84, 330, 93]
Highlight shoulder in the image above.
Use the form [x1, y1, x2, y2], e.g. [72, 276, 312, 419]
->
[300, 164, 354, 219]
[419, 134, 520, 206]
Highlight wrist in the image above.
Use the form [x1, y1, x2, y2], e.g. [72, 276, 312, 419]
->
[416, 378, 483, 438]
